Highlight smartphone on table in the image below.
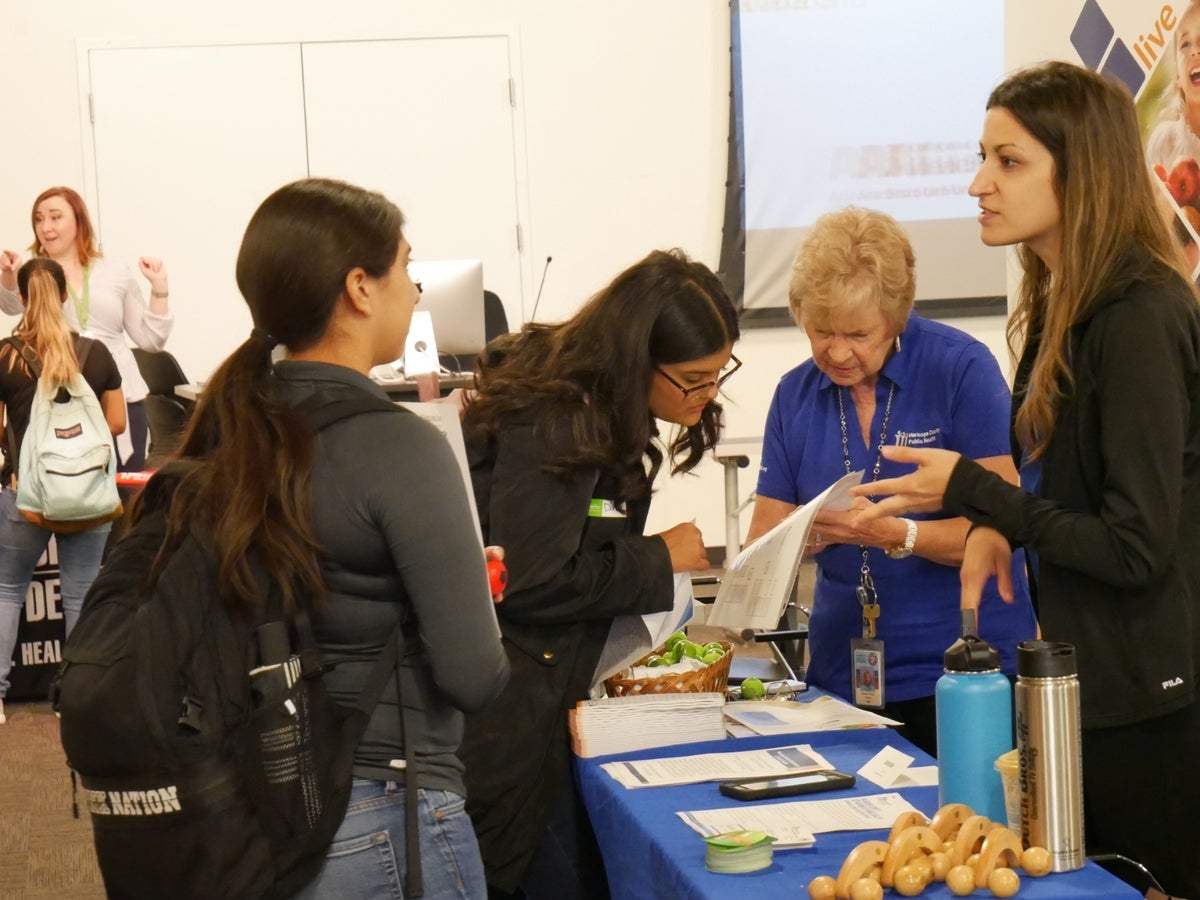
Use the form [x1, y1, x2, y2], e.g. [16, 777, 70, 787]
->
[718, 770, 856, 801]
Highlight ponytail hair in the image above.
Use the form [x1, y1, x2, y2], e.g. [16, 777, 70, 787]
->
[9, 258, 80, 390]
[146, 178, 405, 620]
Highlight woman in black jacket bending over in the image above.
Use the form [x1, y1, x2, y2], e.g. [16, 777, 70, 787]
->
[459, 248, 740, 899]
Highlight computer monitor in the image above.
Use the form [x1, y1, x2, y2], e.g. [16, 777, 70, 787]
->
[407, 258, 486, 359]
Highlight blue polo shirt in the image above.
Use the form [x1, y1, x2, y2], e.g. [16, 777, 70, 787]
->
[757, 312, 1036, 703]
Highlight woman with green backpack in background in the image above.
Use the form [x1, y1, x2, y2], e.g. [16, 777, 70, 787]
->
[0, 257, 124, 725]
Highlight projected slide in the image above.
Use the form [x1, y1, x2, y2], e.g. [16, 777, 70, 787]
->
[734, 0, 1006, 315]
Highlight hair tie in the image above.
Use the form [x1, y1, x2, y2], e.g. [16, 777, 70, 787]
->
[250, 326, 279, 348]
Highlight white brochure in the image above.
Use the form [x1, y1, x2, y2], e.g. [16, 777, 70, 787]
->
[706, 470, 863, 630]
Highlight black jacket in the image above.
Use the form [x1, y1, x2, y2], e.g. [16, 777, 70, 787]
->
[946, 254, 1200, 728]
[458, 417, 673, 891]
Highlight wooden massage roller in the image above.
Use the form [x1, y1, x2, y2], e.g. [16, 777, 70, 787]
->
[805, 804, 1055, 900]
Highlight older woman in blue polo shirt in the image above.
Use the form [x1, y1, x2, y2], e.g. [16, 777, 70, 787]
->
[745, 207, 1035, 756]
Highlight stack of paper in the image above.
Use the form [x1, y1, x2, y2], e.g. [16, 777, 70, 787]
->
[569, 692, 726, 758]
[679, 792, 922, 849]
[601, 743, 835, 789]
[723, 695, 902, 736]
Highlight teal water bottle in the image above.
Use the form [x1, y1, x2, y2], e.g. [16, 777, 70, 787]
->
[935, 610, 1012, 822]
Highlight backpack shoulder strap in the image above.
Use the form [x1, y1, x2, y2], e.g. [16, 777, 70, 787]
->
[286, 391, 425, 895]
[3, 337, 43, 481]
[3, 336, 41, 379]
[72, 335, 95, 372]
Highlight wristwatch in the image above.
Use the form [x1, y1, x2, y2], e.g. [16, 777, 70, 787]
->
[886, 518, 918, 559]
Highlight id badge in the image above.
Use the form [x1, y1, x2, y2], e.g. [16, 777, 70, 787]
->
[851, 638, 885, 708]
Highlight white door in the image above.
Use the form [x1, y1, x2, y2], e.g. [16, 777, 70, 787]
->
[301, 36, 525, 335]
[85, 35, 526, 382]
[87, 43, 310, 381]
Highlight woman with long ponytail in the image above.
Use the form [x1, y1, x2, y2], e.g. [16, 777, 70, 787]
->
[0, 258, 124, 725]
[137, 178, 508, 899]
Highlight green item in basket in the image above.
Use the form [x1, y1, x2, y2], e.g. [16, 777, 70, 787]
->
[663, 630, 688, 652]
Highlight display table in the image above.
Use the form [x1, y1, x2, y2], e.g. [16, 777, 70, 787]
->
[175, 371, 476, 402]
[575, 728, 1139, 900]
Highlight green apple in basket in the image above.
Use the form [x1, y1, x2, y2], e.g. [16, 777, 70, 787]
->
[663, 630, 688, 652]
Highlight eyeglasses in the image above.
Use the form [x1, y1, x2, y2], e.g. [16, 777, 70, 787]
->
[414, 281, 423, 294]
[655, 354, 742, 398]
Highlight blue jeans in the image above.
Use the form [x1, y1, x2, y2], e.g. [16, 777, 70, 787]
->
[0, 488, 110, 697]
[293, 778, 487, 900]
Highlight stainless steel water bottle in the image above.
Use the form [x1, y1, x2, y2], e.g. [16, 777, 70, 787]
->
[1015, 640, 1084, 871]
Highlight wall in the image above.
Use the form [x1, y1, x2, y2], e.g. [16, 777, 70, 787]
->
[0, 0, 1014, 551]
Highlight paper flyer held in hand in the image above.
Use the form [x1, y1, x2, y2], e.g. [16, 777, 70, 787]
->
[706, 470, 863, 630]
[395, 400, 481, 545]
[590, 572, 694, 689]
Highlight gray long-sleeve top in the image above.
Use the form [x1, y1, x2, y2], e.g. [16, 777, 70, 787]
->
[274, 360, 509, 793]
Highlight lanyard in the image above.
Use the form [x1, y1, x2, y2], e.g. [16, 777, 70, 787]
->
[836, 381, 894, 637]
[66, 265, 90, 331]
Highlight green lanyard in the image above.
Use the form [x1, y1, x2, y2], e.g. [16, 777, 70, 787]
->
[66, 265, 90, 331]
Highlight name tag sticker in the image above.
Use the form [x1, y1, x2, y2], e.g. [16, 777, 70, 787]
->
[587, 499, 625, 518]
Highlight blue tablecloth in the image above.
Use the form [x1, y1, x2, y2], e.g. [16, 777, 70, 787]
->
[574, 728, 1139, 900]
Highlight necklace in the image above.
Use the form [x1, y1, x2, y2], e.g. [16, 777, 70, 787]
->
[65, 265, 90, 331]
[836, 381, 895, 636]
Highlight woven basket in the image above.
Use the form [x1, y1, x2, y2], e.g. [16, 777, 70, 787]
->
[603, 641, 734, 697]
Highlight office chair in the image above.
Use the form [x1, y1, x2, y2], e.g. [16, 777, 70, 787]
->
[132, 348, 189, 395]
[141, 394, 191, 468]
[132, 349, 193, 468]
[446, 289, 511, 373]
[484, 289, 509, 341]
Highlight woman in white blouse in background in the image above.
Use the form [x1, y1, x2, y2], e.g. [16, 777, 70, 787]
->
[0, 186, 174, 470]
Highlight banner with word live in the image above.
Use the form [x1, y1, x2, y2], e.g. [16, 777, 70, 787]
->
[8, 539, 67, 701]
[1010, 0, 1196, 279]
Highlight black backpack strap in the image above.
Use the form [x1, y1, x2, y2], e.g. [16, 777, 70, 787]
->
[237, 389, 423, 892]
[2, 340, 16, 480]
[284, 392, 423, 893]
[73, 335, 94, 371]
[3, 337, 42, 481]
[3, 335, 41, 378]
[290, 608, 423, 895]
[394, 630, 423, 898]
[299, 391, 423, 895]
